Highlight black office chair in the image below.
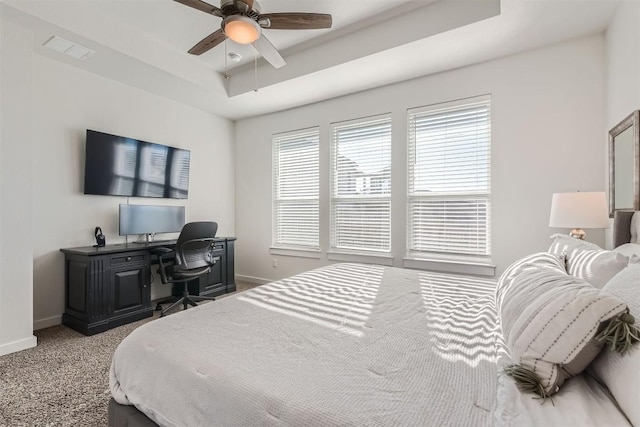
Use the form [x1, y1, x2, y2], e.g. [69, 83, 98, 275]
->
[154, 221, 219, 317]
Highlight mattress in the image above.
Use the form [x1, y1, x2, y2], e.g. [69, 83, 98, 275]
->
[110, 263, 498, 426]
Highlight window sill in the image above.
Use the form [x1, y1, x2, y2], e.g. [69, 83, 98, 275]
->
[403, 256, 496, 277]
[327, 251, 394, 266]
[269, 247, 322, 259]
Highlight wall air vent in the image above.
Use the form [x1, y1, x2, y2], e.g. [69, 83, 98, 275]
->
[43, 36, 95, 61]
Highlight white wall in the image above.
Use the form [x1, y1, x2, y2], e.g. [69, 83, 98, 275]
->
[604, 1, 640, 248]
[235, 35, 606, 283]
[29, 53, 235, 329]
[0, 15, 235, 338]
[0, 20, 38, 355]
[605, 1, 640, 128]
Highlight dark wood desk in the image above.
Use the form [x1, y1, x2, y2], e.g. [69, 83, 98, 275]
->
[60, 237, 236, 335]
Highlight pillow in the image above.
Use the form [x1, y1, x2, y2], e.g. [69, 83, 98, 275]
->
[548, 233, 601, 254]
[590, 263, 640, 425]
[614, 242, 640, 258]
[548, 234, 629, 288]
[497, 252, 639, 400]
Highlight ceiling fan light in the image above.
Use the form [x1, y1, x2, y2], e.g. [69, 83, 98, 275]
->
[223, 15, 261, 44]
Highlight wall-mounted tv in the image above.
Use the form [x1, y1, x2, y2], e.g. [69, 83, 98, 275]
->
[84, 130, 190, 199]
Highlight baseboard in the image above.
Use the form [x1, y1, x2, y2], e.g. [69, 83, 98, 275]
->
[235, 274, 272, 285]
[0, 335, 37, 356]
[33, 315, 62, 331]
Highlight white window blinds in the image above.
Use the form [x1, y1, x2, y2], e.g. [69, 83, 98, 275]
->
[408, 96, 491, 258]
[273, 127, 319, 249]
[331, 114, 392, 253]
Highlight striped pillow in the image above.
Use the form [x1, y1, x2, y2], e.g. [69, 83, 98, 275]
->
[496, 252, 637, 399]
[548, 234, 628, 288]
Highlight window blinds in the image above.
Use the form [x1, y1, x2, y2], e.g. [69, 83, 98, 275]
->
[408, 96, 491, 257]
[170, 150, 191, 191]
[331, 115, 392, 252]
[272, 127, 320, 249]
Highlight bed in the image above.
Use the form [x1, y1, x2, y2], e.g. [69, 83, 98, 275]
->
[493, 210, 640, 426]
[109, 263, 499, 426]
[109, 211, 640, 426]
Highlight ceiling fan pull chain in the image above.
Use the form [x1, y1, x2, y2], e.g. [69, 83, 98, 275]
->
[224, 39, 229, 80]
[254, 44, 258, 92]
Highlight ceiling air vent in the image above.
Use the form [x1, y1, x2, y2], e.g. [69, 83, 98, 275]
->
[43, 36, 95, 61]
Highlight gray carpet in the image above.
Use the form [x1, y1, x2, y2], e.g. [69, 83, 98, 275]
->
[0, 281, 259, 427]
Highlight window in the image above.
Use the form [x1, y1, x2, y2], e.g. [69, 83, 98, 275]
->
[331, 114, 392, 253]
[408, 96, 491, 258]
[272, 127, 319, 249]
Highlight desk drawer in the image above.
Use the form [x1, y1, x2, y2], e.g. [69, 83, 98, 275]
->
[111, 254, 146, 265]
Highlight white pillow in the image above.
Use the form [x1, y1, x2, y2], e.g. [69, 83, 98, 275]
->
[591, 263, 640, 426]
[614, 243, 640, 258]
[549, 234, 629, 288]
[548, 233, 601, 254]
[497, 252, 634, 399]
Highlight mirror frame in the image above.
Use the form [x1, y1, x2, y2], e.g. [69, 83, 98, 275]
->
[609, 110, 640, 218]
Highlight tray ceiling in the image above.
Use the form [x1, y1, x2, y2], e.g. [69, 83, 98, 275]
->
[0, 0, 620, 120]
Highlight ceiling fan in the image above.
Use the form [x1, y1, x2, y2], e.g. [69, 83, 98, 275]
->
[174, 0, 333, 69]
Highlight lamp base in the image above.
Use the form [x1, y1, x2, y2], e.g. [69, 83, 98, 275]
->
[570, 228, 586, 240]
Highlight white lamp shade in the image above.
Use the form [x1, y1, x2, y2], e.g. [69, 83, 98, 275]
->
[549, 192, 610, 229]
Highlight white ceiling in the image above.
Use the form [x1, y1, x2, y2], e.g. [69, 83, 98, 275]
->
[0, 0, 621, 120]
[93, 0, 428, 72]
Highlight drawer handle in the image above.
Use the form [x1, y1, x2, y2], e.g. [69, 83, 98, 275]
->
[126, 256, 132, 261]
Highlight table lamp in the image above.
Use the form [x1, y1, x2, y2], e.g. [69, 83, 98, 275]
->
[549, 192, 609, 240]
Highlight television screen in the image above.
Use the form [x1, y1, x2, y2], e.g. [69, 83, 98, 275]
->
[84, 130, 190, 199]
[119, 204, 185, 236]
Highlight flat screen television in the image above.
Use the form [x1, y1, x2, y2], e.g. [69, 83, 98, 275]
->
[84, 130, 190, 199]
[119, 204, 185, 236]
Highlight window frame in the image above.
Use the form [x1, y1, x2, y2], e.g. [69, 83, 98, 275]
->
[406, 95, 492, 262]
[330, 113, 393, 255]
[271, 126, 320, 251]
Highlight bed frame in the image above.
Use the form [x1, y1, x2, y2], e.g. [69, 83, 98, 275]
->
[108, 399, 158, 427]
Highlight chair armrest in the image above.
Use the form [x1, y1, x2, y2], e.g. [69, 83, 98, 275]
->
[150, 247, 173, 255]
[154, 248, 175, 284]
[152, 247, 175, 263]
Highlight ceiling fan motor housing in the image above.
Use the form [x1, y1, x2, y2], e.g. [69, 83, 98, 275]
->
[220, 0, 261, 17]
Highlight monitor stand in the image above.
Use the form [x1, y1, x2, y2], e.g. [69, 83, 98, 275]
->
[131, 234, 154, 245]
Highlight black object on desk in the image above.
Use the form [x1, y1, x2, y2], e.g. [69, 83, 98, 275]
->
[94, 226, 106, 247]
[60, 237, 236, 336]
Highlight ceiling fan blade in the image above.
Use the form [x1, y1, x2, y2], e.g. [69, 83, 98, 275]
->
[258, 13, 332, 30]
[174, 0, 223, 17]
[188, 29, 227, 55]
[234, 0, 254, 13]
[254, 35, 286, 69]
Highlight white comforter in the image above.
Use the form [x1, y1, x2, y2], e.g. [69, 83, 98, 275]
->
[110, 263, 498, 426]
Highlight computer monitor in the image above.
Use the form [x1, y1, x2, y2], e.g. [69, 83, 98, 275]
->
[119, 204, 185, 236]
